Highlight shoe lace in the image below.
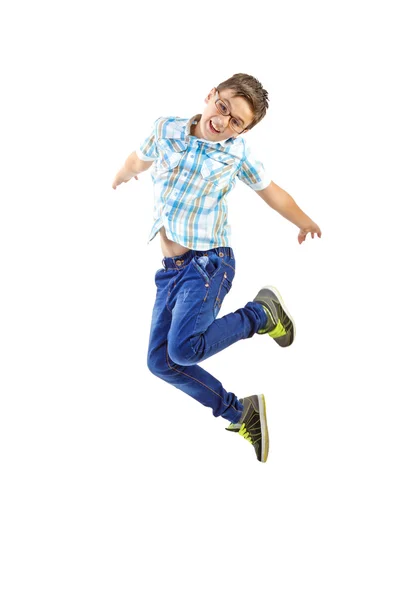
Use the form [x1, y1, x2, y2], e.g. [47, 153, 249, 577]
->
[269, 320, 287, 338]
[238, 423, 252, 444]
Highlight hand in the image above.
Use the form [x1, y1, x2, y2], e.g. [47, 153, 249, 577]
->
[112, 173, 139, 190]
[298, 222, 322, 244]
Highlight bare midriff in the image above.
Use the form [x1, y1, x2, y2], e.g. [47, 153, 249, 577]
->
[159, 226, 190, 258]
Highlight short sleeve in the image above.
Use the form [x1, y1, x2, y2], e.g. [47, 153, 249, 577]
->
[237, 143, 272, 191]
[137, 117, 162, 161]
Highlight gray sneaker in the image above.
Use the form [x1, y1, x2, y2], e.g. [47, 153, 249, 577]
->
[225, 394, 269, 462]
[254, 286, 295, 347]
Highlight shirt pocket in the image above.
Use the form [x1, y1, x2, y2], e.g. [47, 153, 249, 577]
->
[157, 139, 187, 172]
[201, 154, 237, 189]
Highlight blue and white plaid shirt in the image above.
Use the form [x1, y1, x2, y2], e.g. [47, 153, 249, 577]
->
[138, 114, 271, 250]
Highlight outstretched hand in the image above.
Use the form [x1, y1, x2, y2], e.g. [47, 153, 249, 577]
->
[112, 174, 139, 190]
[298, 222, 322, 244]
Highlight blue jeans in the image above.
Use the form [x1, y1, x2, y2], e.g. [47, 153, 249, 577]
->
[147, 247, 267, 423]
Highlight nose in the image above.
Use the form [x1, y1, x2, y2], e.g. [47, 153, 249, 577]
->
[212, 115, 229, 132]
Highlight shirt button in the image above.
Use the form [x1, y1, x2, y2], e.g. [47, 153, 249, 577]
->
[165, 212, 169, 216]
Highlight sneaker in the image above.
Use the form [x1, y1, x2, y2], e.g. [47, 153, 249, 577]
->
[254, 286, 295, 347]
[225, 394, 269, 462]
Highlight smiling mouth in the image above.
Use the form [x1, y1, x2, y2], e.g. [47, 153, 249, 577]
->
[209, 120, 221, 134]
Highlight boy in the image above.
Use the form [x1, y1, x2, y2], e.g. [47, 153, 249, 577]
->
[112, 73, 321, 463]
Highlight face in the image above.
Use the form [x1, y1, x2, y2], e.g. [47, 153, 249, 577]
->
[194, 87, 255, 142]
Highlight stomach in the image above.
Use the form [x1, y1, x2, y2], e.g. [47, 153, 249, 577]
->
[159, 227, 190, 257]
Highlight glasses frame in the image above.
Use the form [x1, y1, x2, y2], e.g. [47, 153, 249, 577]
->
[214, 90, 249, 135]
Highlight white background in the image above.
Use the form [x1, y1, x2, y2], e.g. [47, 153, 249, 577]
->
[1, 0, 405, 598]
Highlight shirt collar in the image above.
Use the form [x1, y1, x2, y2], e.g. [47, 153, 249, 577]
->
[185, 114, 234, 147]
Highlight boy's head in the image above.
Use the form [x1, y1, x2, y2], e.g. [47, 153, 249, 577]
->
[193, 73, 269, 143]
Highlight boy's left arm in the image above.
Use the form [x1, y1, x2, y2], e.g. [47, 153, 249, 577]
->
[256, 181, 322, 244]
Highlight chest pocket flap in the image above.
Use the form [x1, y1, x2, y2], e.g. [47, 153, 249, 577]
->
[157, 138, 188, 171]
[201, 148, 238, 185]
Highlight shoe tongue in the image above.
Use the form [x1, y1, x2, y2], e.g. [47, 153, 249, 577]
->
[268, 303, 278, 324]
[262, 304, 277, 327]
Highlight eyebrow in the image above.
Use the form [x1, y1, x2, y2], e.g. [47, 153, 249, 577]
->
[223, 97, 245, 125]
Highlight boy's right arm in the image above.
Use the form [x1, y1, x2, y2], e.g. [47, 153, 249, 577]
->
[112, 151, 154, 190]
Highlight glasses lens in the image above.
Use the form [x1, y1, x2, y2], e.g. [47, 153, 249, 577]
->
[230, 119, 244, 133]
[216, 99, 229, 115]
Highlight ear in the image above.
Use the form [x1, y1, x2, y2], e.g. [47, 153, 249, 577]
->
[204, 87, 217, 104]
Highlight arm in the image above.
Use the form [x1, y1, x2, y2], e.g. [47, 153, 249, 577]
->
[112, 151, 154, 190]
[256, 181, 322, 244]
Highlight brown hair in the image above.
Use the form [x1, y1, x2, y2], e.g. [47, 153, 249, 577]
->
[216, 73, 269, 131]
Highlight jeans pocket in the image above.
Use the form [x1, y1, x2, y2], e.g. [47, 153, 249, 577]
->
[193, 254, 221, 282]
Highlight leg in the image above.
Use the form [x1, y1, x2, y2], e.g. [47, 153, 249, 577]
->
[166, 250, 267, 366]
[147, 263, 244, 422]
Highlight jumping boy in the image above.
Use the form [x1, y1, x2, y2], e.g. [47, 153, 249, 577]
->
[112, 73, 321, 462]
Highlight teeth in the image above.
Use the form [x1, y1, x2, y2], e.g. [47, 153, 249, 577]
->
[211, 121, 219, 133]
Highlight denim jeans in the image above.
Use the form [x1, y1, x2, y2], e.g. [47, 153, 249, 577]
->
[147, 247, 267, 423]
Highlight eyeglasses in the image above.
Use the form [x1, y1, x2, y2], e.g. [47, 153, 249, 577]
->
[214, 90, 248, 134]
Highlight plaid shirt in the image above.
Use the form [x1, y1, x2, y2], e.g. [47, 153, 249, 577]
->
[138, 114, 271, 250]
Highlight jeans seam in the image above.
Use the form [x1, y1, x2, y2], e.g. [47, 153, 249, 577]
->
[165, 343, 230, 408]
[214, 271, 232, 318]
[213, 276, 225, 318]
[190, 260, 210, 301]
[190, 268, 232, 351]
[221, 260, 235, 273]
[215, 276, 226, 306]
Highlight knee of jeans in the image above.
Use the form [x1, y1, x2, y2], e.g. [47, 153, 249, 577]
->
[167, 338, 196, 367]
[147, 348, 171, 378]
